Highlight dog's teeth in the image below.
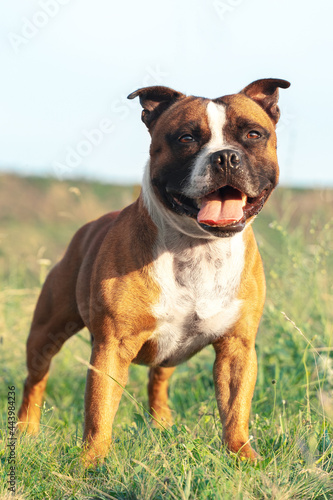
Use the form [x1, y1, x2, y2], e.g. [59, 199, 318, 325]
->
[242, 194, 247, 207]
[197, 199, 202, 208]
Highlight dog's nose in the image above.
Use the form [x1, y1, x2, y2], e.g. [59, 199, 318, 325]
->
[210, 149, 241, 170]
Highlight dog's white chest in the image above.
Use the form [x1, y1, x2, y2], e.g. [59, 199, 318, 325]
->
[150, 232, 245, 366]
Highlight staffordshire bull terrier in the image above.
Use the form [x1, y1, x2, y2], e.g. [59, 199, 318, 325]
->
[18, 78, 290, 464]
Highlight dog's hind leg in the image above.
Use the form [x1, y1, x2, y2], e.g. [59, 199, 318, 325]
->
[148, 366, 175, 427]
[17, 264, 84, 434]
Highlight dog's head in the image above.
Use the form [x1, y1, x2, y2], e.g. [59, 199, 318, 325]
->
[128, 78, 290, 238]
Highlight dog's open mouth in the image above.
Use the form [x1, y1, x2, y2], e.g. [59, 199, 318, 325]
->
[167, 185, 269, 228]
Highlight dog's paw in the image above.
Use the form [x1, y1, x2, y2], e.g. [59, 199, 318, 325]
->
[150, 405, 174, 429]
[16, 419, 40, 435]
[225, 439, 262, 463]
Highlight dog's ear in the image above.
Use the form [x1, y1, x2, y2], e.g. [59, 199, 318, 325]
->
[241, 78, 290, 125]
[128, 86, 185, 131]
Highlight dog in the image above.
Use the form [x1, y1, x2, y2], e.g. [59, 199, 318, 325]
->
[18, 78, 290, 464]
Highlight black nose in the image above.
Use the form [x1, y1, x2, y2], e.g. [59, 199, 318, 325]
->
[210, 149, 241, 170]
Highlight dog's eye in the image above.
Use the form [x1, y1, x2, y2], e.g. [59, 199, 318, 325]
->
[178, 134, 195, 143]
[247, 130, 261, 139]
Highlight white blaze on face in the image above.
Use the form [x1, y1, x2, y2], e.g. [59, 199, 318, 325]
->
[186, 101, 230, 197]
[205, 100, 227, 148]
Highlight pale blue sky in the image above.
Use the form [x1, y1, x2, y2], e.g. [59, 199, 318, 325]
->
[1, 0, 332, 186]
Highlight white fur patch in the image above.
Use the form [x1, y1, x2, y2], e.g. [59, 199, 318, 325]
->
[205, 101, 227, 148]
[186, 101, 231, 198]
[150, 231, 245, 366]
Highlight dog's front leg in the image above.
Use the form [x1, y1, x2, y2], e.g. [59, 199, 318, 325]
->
[213, 335, 259, 461]
[148, 366, 175, 426]
[82, 334, 131, 466]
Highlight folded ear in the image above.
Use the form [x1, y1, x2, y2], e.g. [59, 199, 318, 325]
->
[127, 86, 185, 130]
[241, 78, 290, 125]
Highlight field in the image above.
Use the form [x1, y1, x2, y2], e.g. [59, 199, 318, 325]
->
[1, 173, 333, 499]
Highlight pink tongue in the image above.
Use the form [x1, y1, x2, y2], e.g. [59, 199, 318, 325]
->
[197, 188, 244, 227]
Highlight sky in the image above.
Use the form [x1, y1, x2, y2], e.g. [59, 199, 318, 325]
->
[1, 0, 333, 187]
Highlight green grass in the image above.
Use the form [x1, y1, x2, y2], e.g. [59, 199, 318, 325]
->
[1, 174, 333, 499]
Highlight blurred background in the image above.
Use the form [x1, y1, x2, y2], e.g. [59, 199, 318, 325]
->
[1, 0, 333, 186]
[1, 5, 333, 495]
